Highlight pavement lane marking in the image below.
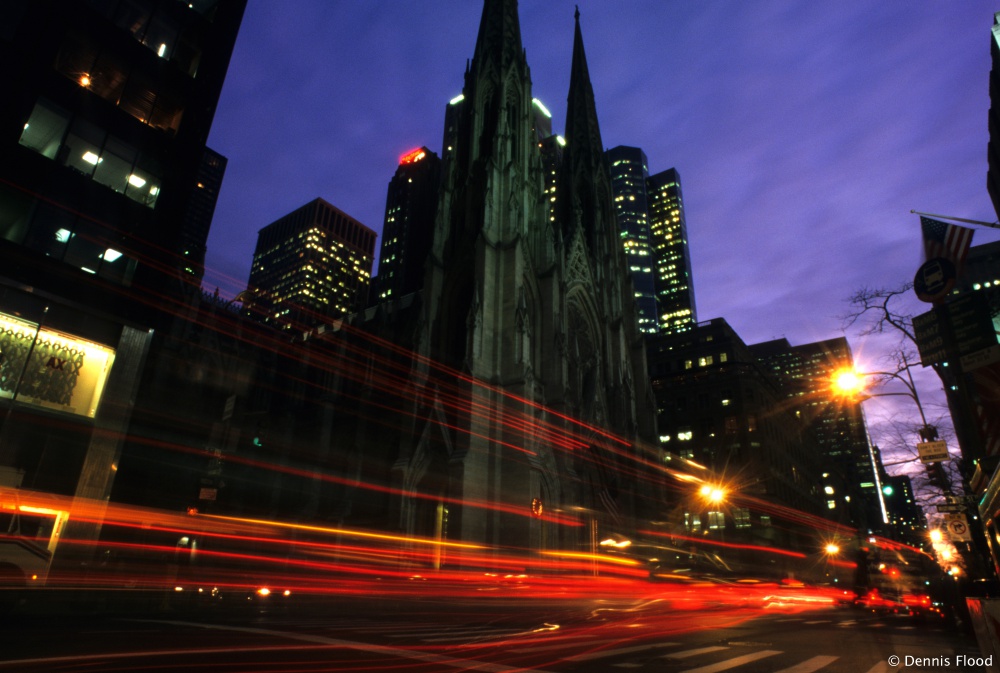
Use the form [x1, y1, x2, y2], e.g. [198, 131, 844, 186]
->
[772, 654, 839, 673]
[803, 620, 831, 625]
[679, 649, 783, 673]
[836, 620, 857, 627]
[662, 646, 729, 659]
[562, 642, 681, 662]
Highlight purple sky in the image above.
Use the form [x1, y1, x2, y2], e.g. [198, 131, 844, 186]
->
[204, 2, 1000, 476]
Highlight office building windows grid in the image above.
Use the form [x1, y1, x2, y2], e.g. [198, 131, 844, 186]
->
[20, 100, 163, 208]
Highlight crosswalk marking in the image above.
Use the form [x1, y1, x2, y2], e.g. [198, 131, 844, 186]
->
[837, 620, 857, 627]
[864, 663, 890, 673]
[803, 620, 831, 625]
[773, 654, 839, 673]
[663, 646, 729, 659]
[563, 642, 681, 662]
[680, 650, 783, 673]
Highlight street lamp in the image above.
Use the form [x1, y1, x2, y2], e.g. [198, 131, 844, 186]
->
[699, 484, 726, 505]
[830, 357, 932, 433]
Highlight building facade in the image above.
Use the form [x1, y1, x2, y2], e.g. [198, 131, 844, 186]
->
[646, 168, 697, 334]
[749, 336, 884, 533]
[310, 1, 659, 558]
[374, 147, 441, 303]
[606, 146, 657, 334]
[0, 0, 246, 565]
[647, 319, 828, 559]
[245, 198, 376, 331]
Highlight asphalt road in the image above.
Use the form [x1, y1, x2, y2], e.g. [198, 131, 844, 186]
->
[0, 593, 984, 672]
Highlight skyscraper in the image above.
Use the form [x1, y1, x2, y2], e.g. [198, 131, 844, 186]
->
[647, 168, 697, 334]
[375, 147, 441, 302]
[0, 0, 245, 550]
[2, 0, 246, 303]
[180, 148, 228, 283]
[749, 336, 883, 532]
[606, 146, 658, 334]
[246, 198, 376, 331]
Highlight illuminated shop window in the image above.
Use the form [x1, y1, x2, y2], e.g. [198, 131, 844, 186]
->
[0, 313, 115, 418]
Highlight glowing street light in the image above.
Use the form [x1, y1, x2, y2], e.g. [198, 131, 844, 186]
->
[824, 543, 841, 555]
[699, 484, 726, 504]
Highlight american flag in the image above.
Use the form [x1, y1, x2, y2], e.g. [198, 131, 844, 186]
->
[921, 216, 974, 268]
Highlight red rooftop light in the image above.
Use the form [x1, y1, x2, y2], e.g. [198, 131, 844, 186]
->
[400, 148, 426, 164]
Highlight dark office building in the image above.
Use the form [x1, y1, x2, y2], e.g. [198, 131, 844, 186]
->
[647, 318, 826, 551]
[647, 168, 697, 334]
[2, 0, 245, 303]
[750, 336, 884, 533]
[375, 147, 441, 302]
[180, 147, 228, 282]
[246, 198, 376, 331]
[607, 146, 658, 334]
[0, 0, 245, 559]
[881, 473, 927, 546]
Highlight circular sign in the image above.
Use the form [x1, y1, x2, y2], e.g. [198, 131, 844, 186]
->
[914, 257, 956, 303]
[946, 518, 968, 537]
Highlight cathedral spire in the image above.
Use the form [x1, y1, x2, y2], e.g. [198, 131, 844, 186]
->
[563, 7, 604, 160]
[470, 0, 524, 78]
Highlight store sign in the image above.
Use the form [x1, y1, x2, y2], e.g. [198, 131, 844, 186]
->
[0, 313, 115, 418]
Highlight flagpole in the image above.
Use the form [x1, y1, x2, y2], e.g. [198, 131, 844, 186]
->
[911, 210, 1000, 230]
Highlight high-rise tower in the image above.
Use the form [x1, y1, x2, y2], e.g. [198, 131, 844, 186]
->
[3, 0, 246, 304]
[607, 146, 657, 334]
[375, 147, 441, 302]
[647, 168, 697, 333]
[0, 0, 245, 552]
[749, 336, 883, 532]
[246, 198, 376, 331]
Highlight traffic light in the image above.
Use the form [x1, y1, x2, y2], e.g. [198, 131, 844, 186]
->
[926, 462, 950, 491]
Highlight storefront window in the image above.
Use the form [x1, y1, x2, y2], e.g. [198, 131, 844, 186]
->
[0, 313, 116, 418]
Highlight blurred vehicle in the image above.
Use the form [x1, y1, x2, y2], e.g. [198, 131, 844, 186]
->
[0, 484, 69, 589]
[854, 587, 935, 618]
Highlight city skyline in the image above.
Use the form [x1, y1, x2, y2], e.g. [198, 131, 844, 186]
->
[204, 1, 1000, 351]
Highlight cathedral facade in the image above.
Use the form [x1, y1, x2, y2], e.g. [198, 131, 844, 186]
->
[322, 1, 658, 561]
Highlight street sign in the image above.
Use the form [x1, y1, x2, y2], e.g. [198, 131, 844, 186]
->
[947, 293, 997, 359]
[961, 344, 1000, 372]
[936, 503, 966, 513]
[914, 257, 956, 303]
[945, 515, 972, 542]
[917, 440, 949, 463]
[913, 310, 947, 366]
[912, 294, 998, 368]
